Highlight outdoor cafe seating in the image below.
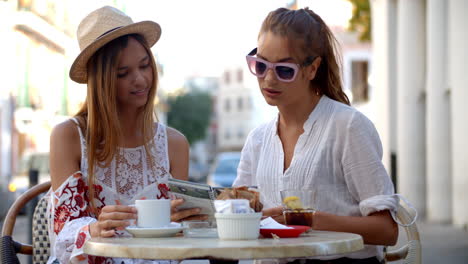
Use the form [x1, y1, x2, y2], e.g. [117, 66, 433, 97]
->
[0, 181, 420, 264]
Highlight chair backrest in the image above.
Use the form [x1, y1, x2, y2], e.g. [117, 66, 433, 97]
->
[385, 204, 421, 264]
[0, 181, 51, 264]
[32, 195, 50, 264]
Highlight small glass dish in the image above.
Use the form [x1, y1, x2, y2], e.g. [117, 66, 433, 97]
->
[182, 220, 218, 238]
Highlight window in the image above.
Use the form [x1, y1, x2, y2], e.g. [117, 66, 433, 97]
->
[224, 98, 231, 112]
[224, 129, 231, 140]
[237, 69, 243, 82]
[224, 71, 230, 84]
[351, 60, 369, 103]
[237, 97, 243, 111]
[237, 128, 244, 139]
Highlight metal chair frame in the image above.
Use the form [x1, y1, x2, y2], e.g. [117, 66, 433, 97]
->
[1, 181, 51, 264]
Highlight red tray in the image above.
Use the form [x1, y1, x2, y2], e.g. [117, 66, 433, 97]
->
[260, 225, 310, 238]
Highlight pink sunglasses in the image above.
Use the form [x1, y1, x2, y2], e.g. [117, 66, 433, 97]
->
[246, 48, 315, 83]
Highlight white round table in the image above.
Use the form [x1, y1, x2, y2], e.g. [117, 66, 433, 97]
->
[83, 231, 364, 260]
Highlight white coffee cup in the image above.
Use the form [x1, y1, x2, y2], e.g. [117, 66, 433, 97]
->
[135, 199, 171, 228]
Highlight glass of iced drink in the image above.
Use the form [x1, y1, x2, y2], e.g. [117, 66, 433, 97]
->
[280, 190, 316, 227]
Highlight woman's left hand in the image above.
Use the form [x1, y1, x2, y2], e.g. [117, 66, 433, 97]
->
[170, 198, 209, 222]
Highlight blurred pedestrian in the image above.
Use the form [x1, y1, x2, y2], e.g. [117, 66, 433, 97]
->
[234, 7, 407, 264]
[48, 6, 204, 264]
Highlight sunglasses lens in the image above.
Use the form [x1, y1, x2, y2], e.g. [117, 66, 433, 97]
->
[255, 61, 267, 75]
[247, 56, 297, 81]
[276, 66, 295, 80]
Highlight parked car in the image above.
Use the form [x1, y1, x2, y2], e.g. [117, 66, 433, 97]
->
[207, 152, 241, 187]
[188, 161, 209, 183]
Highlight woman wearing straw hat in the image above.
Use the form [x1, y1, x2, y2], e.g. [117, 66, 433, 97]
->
[47, 6, 204, 264]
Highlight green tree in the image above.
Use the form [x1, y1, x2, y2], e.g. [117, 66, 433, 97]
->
[348, 0, 371, 42]
[167, 92, 212, 145]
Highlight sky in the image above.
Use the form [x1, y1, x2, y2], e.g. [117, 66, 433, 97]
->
[76, 0, 353, 92]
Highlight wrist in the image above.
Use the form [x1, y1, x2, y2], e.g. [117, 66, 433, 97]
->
[311, 210, 318, 230]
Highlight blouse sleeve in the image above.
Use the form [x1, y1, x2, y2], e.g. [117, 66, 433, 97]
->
[233, 129, 259, 187]
[341, 112, 398, 216]
[48, 171, 97, 264]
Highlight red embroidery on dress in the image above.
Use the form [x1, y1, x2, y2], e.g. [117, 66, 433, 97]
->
[75, 232, 86, 249]
[87, 184, 105, 216]
[54, 172, 106, 235]
[75, 194, 85, 208]
[157, 183, 170, 199]
[54, 207, 71, 234]
[91, 256, 111, 264]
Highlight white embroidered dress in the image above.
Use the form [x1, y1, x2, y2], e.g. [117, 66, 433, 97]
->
[234, 96, 399, 261]
[47, 119, 176, 264]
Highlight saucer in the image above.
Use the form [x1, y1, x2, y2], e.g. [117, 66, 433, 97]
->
[126, 224, 186, 238]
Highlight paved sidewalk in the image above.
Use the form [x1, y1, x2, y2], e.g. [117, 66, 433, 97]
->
[2, 217, 468, 263]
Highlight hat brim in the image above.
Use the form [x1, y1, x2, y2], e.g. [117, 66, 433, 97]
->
[69, 21, 161, 84]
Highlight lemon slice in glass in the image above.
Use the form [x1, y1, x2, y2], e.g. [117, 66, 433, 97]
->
[283, 196, 303, 210]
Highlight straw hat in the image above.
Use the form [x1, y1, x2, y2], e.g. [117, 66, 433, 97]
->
[69, 6, 161, 83]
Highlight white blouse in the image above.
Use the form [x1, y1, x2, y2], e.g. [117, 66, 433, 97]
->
[233, 95, 398, 261]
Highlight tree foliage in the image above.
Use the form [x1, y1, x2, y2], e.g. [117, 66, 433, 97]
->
[348, 0, 371, 42]
[167, 92, 212, 145]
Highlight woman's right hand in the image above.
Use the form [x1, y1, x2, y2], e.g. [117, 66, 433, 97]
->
[170, 198, 209, 222]
[90, 205, 137, 237]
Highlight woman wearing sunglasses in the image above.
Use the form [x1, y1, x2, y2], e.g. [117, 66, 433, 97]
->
[234, 7, 399, 264]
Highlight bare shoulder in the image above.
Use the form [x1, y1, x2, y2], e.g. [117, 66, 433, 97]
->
[51, 119, 80, 142]
[50, 120, 82, 153]
[166, 126, 189, 150]
[165, 126, 189, 180]
[50, 119, 82, 190]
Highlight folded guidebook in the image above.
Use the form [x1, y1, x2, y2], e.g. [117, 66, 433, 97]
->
[168, 178, 223, 221]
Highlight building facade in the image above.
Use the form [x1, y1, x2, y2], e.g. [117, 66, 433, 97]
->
[371, 0, 468, 226]
[216, 66, 258, 152]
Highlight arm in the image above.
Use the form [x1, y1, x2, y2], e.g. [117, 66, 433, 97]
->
[233, 130, 256, 187]
[167, 126, 189, 181]
[322, 111, 398, 245]
[49, 120, 136, 264]
[313, 210, 397, 245]
[49, 121, 95, 263]
[49, 120, 81, 190]
[51, 120, 135, 237]
[166, 126, 206, 221]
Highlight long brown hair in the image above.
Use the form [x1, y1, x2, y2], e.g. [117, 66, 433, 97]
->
[259, 7, 350, 105]
[75, 34, 158, 215]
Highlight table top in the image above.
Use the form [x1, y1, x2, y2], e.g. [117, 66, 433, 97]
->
[83, 231, 364, 260]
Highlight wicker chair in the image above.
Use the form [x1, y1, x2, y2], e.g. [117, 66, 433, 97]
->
[384, 204, 421, 264]
[0, 181, 51, 264]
